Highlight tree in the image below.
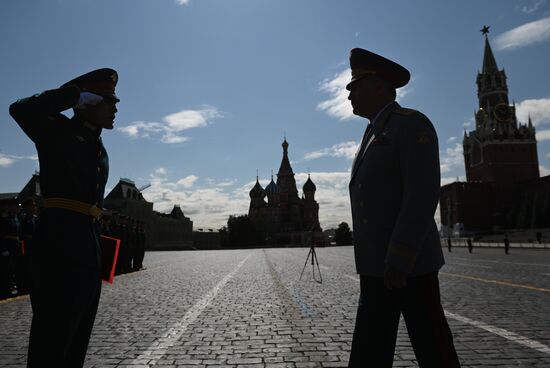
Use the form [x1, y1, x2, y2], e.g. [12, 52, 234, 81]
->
[334, 222, 353, 245]
[225, 214, 265, 248]
[218, 226, 230, 248]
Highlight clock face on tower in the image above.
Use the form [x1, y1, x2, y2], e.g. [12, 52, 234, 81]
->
[493, 103, 512, 123]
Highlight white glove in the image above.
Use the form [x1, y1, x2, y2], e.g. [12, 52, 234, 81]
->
[75, 92, 103, 109]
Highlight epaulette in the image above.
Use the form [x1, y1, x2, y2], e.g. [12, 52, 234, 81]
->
[394, 107, 417, 116]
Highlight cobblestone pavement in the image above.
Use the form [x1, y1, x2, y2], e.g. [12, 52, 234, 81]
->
[1, 246, 549, 367]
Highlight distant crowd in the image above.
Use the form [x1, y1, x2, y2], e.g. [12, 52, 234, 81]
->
[99, 214, 147, 275]
[0, 198, 147, 300]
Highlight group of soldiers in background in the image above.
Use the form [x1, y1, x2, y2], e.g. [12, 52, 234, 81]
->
[99, 214, 147, 275]
[0, 198, 38, 298]
[0, 198, 147, 299]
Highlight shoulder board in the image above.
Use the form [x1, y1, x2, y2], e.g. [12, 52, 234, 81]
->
[394, 107, 417, 116]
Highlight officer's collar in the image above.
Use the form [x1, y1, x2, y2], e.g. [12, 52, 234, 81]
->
[371, 101, 398, 131]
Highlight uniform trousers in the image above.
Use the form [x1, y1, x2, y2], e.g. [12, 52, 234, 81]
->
[348, 272, 460, 368]
[27, 259, 101, 368]
[27, 211, 102, 368]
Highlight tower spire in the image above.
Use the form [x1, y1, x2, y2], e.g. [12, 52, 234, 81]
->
[481, 26, 498, 74]
[279, 138, 291, 173]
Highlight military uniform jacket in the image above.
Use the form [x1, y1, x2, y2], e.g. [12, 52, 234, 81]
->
[349, 101, 444, 277]
[9, 87, 109, 269]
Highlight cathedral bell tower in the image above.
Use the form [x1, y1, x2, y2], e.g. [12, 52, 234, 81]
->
[463, 26, 539, 184]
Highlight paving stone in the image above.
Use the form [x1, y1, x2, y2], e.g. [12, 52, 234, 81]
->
[0, 247, 549, 367]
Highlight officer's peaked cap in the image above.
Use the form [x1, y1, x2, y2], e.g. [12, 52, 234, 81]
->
[346, 48, 410, 90]
[61, 68, 119, 101]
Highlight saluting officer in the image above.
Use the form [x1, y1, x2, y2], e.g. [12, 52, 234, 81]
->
[346, 48, 460, 367]
[9, 68, 119, 368]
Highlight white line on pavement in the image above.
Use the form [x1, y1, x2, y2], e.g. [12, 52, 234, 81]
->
[129, 253, 252, 367]
[451, 257, 550, 268]
[444, 311, 550, 356]
[446, 262, 492, 269]
[345, 274, 360, 282]
[345, 274, 550, 356]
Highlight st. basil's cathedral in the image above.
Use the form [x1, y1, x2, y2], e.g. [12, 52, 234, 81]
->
[248, 139, 323, 245]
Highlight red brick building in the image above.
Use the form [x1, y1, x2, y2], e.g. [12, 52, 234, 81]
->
[440, 31, 550, 233]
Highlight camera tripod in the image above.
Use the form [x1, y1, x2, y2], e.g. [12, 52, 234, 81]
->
[299, 243, 322, 284]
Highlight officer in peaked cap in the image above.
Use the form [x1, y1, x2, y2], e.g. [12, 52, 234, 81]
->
[346, 49, 461, 367]
[9, 68, 119, 368]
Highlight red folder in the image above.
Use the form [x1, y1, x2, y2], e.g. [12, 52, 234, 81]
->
[100, 235, 121, 284]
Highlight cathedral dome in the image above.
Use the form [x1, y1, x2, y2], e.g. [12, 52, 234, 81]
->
[249, 177, 266, 198]
[303, 175, 316, 192]
[265, 177, 278, 195]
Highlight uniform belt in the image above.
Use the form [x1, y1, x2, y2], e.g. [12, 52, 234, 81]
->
[22, 234, 33, 239]
[43, 198, 102, 219]
[4, 235, 20, 241]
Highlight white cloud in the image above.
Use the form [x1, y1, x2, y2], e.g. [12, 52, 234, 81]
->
[397, 84, 412, 100]
[177, 175, 199, 188]
[117, 125, 139, 138]
[440, 143, 464, 174]
[317, 69, 355, 121]
[164, 108, 220, 131]
[463, 117, 474, 128]
[118, 121, 163, 139]
[515, 97, 550, 126]
[161, 133, 189, 144]
[440, 176, 466, 186]
[317, 68, 412, 121]
[0, 155, 15, 168]
[0, 153, 38, 168]
[142, 169, 249, 228]
[118, 106, 222, 144]
[545, 152, 550, 158]
[494, 17, 550, 50]
[521, 0, 546, 13]
[447, 136, 457, 143]
[540, 165, 550, 176]
[536, 129, 550, 141]
[217, 179, 238, 187]
[155, 167, 167, 176]
[176, 0, 190, 5]
[304, 141, 359, 161]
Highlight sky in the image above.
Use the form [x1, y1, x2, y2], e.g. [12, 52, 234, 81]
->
[1, 0, 550, 229]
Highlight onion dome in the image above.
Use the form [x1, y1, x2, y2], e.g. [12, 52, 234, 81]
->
[265, 175, 278, 195]
[303, 174, 316, 192]
[249, 177, 266, 198]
